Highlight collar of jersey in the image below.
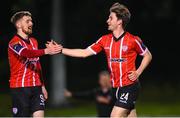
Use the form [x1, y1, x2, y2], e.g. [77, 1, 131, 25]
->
[16, 34, 30, 44]
[113, 31, 126, 42]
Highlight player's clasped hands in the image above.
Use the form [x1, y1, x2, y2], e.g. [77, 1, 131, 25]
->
[45, 40, 63, 55]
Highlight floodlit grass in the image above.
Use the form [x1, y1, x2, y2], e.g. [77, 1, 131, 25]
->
[0, 93, 180, 117]
[0, 94, 11, 117]
[45, 102, 97, 117]
[45, 101, 180, 117]
[137, 101, 180, 117]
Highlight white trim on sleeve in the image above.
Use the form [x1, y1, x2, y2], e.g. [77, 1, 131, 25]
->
[87, 46, 97, 55]
[140, 48, 148, 56]
[9, 44, 26, 56]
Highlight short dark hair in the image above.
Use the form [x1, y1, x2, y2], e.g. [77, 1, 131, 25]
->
[10, 11, 32, 25]
[110, 2, 131, 29]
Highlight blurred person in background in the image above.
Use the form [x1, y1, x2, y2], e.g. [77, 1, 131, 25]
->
[8, 11, 62, 117]
[64, 70, 114, 117]
[47, 2, 152, 117]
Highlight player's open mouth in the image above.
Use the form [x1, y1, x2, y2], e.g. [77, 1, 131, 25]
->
[28, 26, 32, 30]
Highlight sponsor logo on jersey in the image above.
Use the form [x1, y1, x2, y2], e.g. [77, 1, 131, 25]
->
[110, 58, 126, 62]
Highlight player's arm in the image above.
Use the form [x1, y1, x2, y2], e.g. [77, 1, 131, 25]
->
[9, 42, 62, 58]
[96, 96, 111, 104]
[42, 85, 48, 100]
[136, 50, 152, 76]
[35, 43, 48, 100]
[20, 49, 45, 58]
[38, 62, 48, 100]
[128, 37, 152, 81]
[46, 38, 103, 58]
[20, 45, 62, 58]
[62, 48, 94, 58]
[128, 50, 152, 81]
[64, 89, 95, 99]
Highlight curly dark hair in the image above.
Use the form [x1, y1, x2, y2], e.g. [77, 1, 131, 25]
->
[110, 3, 131, 29]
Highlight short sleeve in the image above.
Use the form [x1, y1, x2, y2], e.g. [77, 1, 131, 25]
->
[9, 41, 26, 55]
[87, 37, 104, 55]
[134, 36, 147, 56]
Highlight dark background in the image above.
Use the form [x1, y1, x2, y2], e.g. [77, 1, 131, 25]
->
[0, 0, 180, 96]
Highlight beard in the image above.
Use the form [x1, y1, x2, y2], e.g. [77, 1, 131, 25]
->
[22, 27, 33, 35]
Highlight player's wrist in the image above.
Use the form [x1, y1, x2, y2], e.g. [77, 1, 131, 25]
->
[136, 69, 142, 76]
[60, 48, 63, 54]
[44, 48, 49, 55]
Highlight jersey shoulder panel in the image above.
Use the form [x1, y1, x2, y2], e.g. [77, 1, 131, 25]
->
[9, 35, 21, 45]
[127, 32, 143, 42]
[97, 33, 112, 45]
[102, 33, 113, 40]
[8, 35, 26, 55]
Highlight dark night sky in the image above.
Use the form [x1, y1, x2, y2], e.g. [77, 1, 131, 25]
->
[0, 0, 180, 92]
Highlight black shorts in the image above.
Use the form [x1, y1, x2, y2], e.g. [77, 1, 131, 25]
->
[11, 86, 45, 117]
[112, 82, 140, 110]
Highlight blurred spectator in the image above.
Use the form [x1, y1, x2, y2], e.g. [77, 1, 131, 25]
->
[64, 70, 114, 117]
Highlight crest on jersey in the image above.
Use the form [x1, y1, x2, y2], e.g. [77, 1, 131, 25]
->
[122, 45, 128, 52]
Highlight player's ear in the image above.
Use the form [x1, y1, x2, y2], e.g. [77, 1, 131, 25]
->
[117, 19, 122, 26]
[16, 21, 21, 29]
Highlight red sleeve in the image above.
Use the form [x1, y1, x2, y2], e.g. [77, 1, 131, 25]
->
[88, 37, 104, 55]
[134, 36, 147, 56]
[20, 48, 45, 58]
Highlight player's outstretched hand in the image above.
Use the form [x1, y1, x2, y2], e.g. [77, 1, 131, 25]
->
[46, 40, 62, 48]
[45, 40, 63, 55]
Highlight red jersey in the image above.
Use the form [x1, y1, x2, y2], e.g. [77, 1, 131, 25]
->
[8, 34, 44, 88]
[88, 32, 147, 88]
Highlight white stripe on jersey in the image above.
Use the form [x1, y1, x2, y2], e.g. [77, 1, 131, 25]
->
[21, 40, 29, 87]
[119, 37, 124, 87]
[135, 39, 147, 55]
[32, 65, 36, 86]
[30, 39, 36, 86]
[109, 37, 114, 87]
[30, 39, 36, 49]
[17, 42, 27, 87]
[22, 63, 27, 87]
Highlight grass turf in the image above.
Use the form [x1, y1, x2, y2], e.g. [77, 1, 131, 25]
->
[1, 94, 180, 117]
